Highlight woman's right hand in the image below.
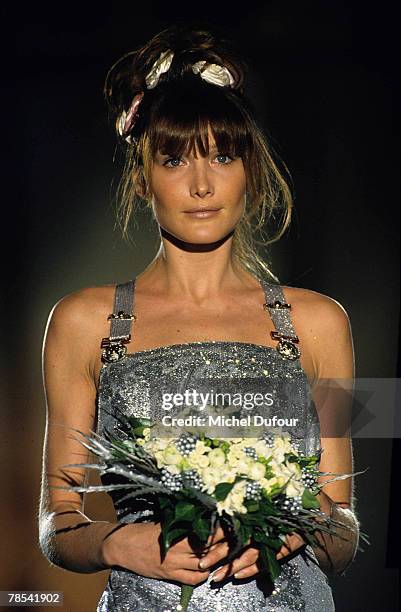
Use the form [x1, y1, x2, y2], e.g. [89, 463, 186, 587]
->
[102, 521, 229, 586]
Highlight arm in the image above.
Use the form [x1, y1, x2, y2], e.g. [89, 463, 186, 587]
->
[306, 295, 360, 575]
[204, 292, 361, 582]
[38, 290, 119, 573]
[38, 289, 215, 585]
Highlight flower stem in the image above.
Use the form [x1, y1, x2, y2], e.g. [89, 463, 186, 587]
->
[179, 584, 194, 610]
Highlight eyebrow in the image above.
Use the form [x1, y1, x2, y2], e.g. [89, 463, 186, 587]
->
[157, 144, 219, 158]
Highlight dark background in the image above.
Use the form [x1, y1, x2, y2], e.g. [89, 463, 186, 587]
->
[2, 1, 399, 610]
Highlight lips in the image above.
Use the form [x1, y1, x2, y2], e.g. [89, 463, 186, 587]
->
[184, 208, 222, 219]
[184, 207, 221, 213]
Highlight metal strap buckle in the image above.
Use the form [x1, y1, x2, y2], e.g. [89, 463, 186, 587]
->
[101, 335, 131, 347]
[107, 311, 137, 321]
[263, 300, 291, 310]
[270, 331, 301, 361]
[270, 331, 299, 343]
[100, 335, 131, 364]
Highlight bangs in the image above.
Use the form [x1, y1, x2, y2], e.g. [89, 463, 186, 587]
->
[144, 82, 253, 160]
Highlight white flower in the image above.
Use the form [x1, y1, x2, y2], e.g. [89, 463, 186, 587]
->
[208, 448, 226, 467]
[194, 440, 212, 454]
[285, 461, 302, 479]
[188, 452, 210, 469]
[248, 462, 266, 481]
[216, 481, 247, 516]
[164, 464, 180, 476]
[262, 475, 287, 494]
[161, 445, 182, 466]
[201, 466, 236, 494]
[286, 479, 305, 498]
[145, 437, 170, 453]
[253, 440, 274, 459]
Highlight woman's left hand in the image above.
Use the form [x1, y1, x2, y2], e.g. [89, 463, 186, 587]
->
[208, 533, 306, 582]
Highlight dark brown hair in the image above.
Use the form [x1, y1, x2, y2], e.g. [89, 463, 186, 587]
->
[104, 25, 293, 282]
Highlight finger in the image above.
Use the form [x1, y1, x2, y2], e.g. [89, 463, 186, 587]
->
[176, 569, 211, 586]
[208, 526, 227, 545]
[290, 533, 305, 548]
[178, 553, 214, 572]
[276, 534, 305, 559]
[198, 540, 231, 569]
[210, 549, 260, 582]
[233, 562, 260, 580]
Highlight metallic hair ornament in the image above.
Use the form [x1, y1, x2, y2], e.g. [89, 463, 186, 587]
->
[192, 60, 235, 88]
[117, 92, 144, 143]
[145, 49, 175, 89]
[117, 49, 174, 143]
[118, 48, 235, 143]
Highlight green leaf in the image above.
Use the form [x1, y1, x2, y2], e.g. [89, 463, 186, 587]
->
[175, 501, 196, 521]
[252, 530, 268, 544]
[214, 481, 236, 501]
[246, 502, 260, 512]
[302, 488, 320, 509]
[260, 547, 282, 581]
[239, 523, 252, 544]
[165, 527, 188, 549]
[193, 516, 210, 542]
[265, 537, 283, 550]
[159, 496, 172, 510]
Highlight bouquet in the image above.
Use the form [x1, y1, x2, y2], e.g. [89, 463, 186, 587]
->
[58, 417, 366, 611]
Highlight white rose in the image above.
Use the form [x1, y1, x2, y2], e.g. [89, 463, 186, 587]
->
[285, 460, 302, 478]
[286, 479, 305, 498]
[208, 448, 226, 467]
[188, 451, 210, 469]
[235, 457, 254, 475]
[194, 440, 211, 454]
[263, 475, 287, 494]
[253, 440, 273, 459]
[216, 481, 247, 516]
[162, 446, 182, 465]
[165, 464, 180, 476]
[248, 462, 266, 481]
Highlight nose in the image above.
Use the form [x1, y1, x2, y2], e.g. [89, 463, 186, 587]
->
[189, 157, 214, 199]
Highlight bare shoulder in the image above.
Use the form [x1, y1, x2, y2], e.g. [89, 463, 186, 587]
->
[281, 286, 354, 380]
[46, 283, 115, 336]
[44, 283, 116, 377]
[282, 285, 351, 330]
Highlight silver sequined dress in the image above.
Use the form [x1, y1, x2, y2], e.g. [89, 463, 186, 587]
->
[96, 279, 335, 611]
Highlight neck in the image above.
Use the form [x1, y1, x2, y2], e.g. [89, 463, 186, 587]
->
[137, 228, 257, 301]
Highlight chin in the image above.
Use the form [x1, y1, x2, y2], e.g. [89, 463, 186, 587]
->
[178, 228, 234, 245]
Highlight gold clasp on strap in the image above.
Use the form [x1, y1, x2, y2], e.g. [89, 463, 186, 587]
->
[100, 335, 132, 363]
[270, 331, 301, 361]
[107, 311, 137, 321]
[101, 335, 132, 347]
[263, 300, 291, 310]
[270, 331, 299, 343]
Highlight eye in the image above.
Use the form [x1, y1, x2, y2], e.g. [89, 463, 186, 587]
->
[214, 153, 234, 164]
[163, 157, 183, 168]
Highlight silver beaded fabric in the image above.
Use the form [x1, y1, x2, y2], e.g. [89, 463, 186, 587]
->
[95, 279, 335, 612]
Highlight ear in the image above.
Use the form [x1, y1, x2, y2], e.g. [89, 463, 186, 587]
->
[133, 167, 150, 201]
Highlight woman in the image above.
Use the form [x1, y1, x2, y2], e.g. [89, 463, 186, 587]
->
[39, 25, 360, 611]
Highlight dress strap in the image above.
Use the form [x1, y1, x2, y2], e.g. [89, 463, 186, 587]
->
[100, 278, 136, 363]
[260, 280, 301, 361]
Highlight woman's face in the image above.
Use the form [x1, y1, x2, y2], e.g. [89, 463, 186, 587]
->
[147, 130, 247, 245]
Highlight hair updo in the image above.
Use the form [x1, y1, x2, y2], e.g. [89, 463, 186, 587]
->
[104, 25, 293, 282]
